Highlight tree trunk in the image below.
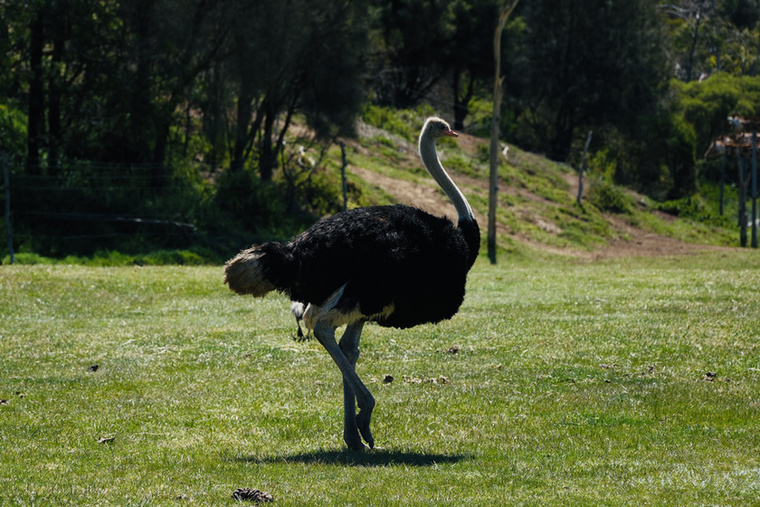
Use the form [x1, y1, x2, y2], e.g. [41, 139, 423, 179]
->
[48, 28, 65, 175]
[129, 0, 154, 164]
[685, 9, 702, 81]
[232, 90, 253, 172]
[488, 0, 520, 264]
[203, 64, 225, 168]
[259, 107, 277, 182]
[152, 118, 170, 188]
[27, 7, 46, 175]
[550, 103, 574, 162]
[453, 71, 474, 131]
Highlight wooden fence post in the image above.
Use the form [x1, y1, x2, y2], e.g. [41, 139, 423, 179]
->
[340, 141, 348, 212]
[3, 151, 14, 264]
[752, 131, 757, 248]
[738, 154, 748, 247]
[719, 152, 725, 216]
[577, 130, 592, 207]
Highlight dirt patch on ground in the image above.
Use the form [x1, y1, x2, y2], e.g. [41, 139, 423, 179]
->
[590, 215, 735, 259]
[560, 172, 738, 259]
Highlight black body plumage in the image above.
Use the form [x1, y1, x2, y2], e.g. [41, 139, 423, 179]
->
[255, 203, 479, 329]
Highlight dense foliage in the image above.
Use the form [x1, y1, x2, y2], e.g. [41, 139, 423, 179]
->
[2, 0, 760, 257]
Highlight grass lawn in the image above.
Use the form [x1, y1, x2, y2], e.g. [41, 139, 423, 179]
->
[1, 250, 759, 505]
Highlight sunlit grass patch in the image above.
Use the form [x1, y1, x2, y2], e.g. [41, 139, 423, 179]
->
[1, 252, 759, 505]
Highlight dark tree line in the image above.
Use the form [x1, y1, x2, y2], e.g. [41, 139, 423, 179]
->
[4, 0, 760, 177]
[2, 0, 760, 255]
[3, 0, 368, 184]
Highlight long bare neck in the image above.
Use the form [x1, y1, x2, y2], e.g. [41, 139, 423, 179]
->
[419, 130, 474, 222]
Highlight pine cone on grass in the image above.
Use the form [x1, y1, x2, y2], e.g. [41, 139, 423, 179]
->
[231, 488, 273, 503]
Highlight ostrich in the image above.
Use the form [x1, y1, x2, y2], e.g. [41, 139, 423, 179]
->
[224, 117, 480, 450]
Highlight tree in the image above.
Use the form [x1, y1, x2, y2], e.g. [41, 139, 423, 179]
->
[678, 72, 760, 152]
[227, 0, 368, 181]
[8, 0, 228, 176]
[507, 0, 670, 162]
[663, 0, 760, 80]
[115, 0, 230, 185]
[662, 1, 715, 82]
[369, 0, 453, 108]
[448, 0, 502, 130]
[488, 0, 519, 264]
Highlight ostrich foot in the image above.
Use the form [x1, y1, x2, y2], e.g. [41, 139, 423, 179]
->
[343, 400, 373, 450]
[344, 429, 370, 451]
[356, 407, 374, 449]
[343, 400, 370, 450]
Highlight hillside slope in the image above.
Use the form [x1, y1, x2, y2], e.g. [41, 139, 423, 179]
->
[340, 117, 740, 260]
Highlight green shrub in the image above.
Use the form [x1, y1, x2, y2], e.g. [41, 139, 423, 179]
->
[445, 154, 480, 177]
[0, 103, 26, 160]
[295, 168, 344, 218]
[362, 104, 437, 143]
[3, 248, 220, 266]
[213, 169, 287, 233]
[587, 180, 632, 214]
[656, 193, 736, 229]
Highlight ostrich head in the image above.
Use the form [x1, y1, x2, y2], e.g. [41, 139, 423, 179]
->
[423, 117, 458, 140]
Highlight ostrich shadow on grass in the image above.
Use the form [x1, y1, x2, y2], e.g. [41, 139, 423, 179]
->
[233, 448, 470, 468]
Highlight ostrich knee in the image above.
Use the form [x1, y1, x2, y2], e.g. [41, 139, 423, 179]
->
[340, 340, 360, 366]
[339, 322, 364, 367]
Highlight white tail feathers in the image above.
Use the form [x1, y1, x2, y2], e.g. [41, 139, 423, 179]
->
[223, 247, 276, 297]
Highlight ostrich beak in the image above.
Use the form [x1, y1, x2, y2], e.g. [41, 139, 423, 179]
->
[444, 128, 458, 137]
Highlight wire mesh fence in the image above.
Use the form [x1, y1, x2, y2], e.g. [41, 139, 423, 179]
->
[1, 157, 202, 259]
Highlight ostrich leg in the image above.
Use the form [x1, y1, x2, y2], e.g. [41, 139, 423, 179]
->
[339, 321, 367, 449]
[313, 321, 375, 450]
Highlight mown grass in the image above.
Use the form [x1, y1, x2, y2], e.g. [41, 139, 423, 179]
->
[1, 250, 759, 505]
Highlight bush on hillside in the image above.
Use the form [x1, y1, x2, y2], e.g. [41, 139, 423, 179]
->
[587, 180, 632, 214]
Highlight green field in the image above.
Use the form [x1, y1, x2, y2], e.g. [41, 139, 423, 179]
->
[1, 251, 759, 505]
